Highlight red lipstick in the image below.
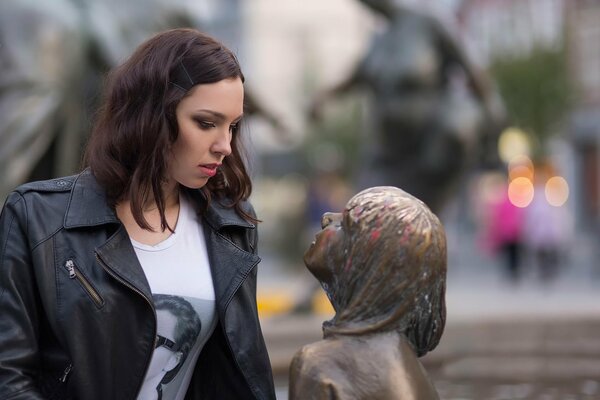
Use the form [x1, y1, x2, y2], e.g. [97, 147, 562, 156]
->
[198, 163, 221, 177]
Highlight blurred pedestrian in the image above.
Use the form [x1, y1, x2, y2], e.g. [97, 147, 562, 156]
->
[523, 164, 573, 282]
[293, 170, 351, 313]
[486, 183, 525, 282]
[306, 171, 351, 233]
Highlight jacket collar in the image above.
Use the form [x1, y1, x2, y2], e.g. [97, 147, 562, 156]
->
[64, 169, 254, 231]
[64, 169, 120, 228]
[69, 169, 259, 315]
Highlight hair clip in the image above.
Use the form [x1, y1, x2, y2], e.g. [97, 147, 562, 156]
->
[169, 59, 195, 91]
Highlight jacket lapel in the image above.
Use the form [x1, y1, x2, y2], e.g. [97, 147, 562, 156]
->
[192, 190, 260, 319]
[95, 225, 153, 305]
[202, 225, 260, 319]
[65, 169, 153, 303]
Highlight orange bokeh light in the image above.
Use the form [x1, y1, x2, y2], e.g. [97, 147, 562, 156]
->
[508, 177, 534, 208]
[508, 155, 534, 181]
[509, 165, 534, 181]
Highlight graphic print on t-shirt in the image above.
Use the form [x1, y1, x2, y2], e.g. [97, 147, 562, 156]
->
[138, 294, 214, 400]
[132, 194, 217, 400]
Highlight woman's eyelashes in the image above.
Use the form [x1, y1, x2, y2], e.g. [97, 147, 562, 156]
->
[194, 119, 240, 133]
[195, 119, 216, 130]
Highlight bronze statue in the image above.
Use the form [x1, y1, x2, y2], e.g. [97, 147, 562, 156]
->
[289, 186, 447, 399]
[311, 0, 505, 213]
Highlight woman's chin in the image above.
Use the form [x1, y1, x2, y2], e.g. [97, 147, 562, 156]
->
[177, 177, 209, 190]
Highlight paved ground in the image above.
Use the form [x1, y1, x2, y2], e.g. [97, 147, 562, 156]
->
[424, 317, 600, 399]
[258, 229, 600, 399]
[262, 315, 600, 400]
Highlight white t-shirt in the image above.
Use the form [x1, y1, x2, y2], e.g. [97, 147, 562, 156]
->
[132, 194, 217, 400]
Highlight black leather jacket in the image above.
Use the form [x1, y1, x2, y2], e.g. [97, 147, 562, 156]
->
[0, 170, 276, 400]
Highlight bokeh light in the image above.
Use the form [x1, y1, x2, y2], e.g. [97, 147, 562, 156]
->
[498, 127, 531, 164]
[508, 155, 534, 181]
[545, 176, 569, 207]
[508, 177, 534, 208]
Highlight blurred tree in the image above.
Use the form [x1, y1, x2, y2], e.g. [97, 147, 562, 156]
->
[304, 97, 363, 182]
[490, 45, 572, 157]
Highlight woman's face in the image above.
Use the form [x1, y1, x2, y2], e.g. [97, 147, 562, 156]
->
[304, 212, 346, 284]
[169, 77, 244, 190]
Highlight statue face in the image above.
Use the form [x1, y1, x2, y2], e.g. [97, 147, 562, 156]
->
[304, 212, 345, 285]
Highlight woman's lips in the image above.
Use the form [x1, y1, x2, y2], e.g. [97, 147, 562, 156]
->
[198, 163, 220, 177]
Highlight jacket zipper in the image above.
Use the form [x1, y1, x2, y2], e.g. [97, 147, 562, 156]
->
[64, 259, 104, 308]
[59, 363, 72, 383]
[48, 363, 72, 400]
[94, 253, 156, 397]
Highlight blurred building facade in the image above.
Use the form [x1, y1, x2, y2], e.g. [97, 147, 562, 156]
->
[457, 0, 600, 231]
[457, 0, 564, 66]
[565, 0, 600, 230]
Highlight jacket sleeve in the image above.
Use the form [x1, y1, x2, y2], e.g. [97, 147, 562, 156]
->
[0, 192, 46, 400]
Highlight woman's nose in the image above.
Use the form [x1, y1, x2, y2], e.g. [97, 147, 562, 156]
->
[212, 129, 232, 156]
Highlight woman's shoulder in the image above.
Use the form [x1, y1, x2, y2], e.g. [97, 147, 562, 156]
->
[12, 174, 77, 196]
[3, 170, 116, 242]
[5, 174, 77, 213]
[2, 174, 78, 245]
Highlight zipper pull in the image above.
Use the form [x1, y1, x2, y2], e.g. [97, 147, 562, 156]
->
[59, 364, 72, 383]
[65, 260, 76, 279]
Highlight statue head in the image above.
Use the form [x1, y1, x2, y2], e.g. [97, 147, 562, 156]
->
[304, 186, 446, 356]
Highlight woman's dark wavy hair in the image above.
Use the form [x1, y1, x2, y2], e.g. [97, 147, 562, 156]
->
[83, 28, 254, 230]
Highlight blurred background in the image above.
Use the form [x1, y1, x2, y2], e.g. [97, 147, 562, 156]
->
[2, 0, 600, 398]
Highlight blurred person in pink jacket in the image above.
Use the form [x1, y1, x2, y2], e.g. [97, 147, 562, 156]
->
[487, 185, 525, 282]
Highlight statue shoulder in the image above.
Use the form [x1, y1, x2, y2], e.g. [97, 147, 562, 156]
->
[289, 341, 347, 400]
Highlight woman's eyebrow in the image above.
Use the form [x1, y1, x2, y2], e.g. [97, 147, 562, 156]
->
[194, 109, 244, 122]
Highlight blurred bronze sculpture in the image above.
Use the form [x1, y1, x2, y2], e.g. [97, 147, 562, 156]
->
[289, 186, 447, 399]
[0, 0, 197, 200]
[311, 0, 505, 213]
[0, 0, 85, 200]
[0, 0, 284, 202]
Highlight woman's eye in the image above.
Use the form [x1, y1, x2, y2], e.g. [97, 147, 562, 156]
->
[229, 124, 238, 133]
[198, 121, 216, 130]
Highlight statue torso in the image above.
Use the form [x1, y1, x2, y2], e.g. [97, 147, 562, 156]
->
[289, 333, 440, 400]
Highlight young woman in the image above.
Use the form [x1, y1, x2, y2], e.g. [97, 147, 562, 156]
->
[0, 28, 275, 400]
